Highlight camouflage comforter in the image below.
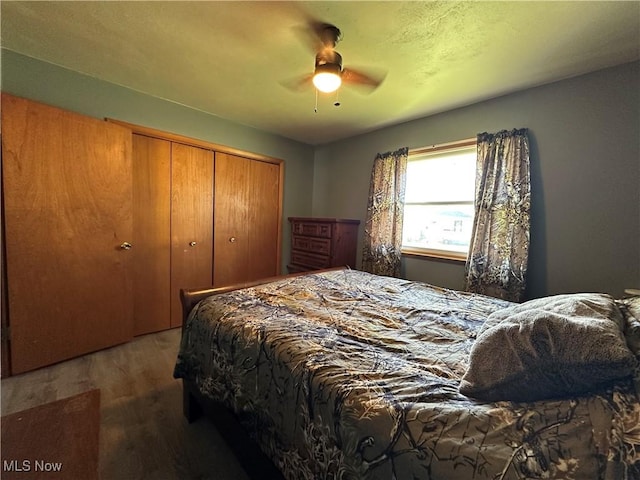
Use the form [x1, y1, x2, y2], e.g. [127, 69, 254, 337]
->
[174, 269, 640, 479]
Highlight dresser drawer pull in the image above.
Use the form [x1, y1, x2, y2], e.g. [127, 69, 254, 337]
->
[292, 236, 331, 255]
[292, 222, 332, 238]
[291, 251, 330, 268]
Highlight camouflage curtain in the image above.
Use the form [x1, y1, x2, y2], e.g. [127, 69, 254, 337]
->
[362, 147, 408, 277]
[465, 129, 530, 302]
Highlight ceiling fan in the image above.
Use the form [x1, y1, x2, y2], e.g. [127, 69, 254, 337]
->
[284, 21, 386, 96]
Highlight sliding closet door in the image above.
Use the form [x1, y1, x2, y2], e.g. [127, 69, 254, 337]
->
[132, 134, 171, 335]
[2, 94, 134, 374]
[170, 143, 214, 327]
[214, 153, 281, 286]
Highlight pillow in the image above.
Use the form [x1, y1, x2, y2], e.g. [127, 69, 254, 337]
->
[459, 293, 637, 402]
[617, 296, 640, 356]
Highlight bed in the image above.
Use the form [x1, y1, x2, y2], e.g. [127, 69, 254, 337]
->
[174, 268, 640, 480]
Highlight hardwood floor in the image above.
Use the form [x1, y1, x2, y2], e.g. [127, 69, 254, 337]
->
[1, 328, 251, 480]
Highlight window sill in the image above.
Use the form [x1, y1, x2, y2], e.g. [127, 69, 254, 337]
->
[401, 247, 467, 264]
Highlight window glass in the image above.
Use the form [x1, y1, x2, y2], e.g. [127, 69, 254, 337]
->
[402, 142, 476, 259]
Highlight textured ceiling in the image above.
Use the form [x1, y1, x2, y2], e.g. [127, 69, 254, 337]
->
[1, 1, 639, 145]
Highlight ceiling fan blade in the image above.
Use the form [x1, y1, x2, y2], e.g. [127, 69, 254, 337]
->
[342, 67, 387, 91]
[293, 24, 324, 54]
[293, 16, 341, 53]
[280, 73, 314, 92]
[314, 22, 341, 48]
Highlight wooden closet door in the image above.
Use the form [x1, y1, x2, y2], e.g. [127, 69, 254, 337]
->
[214, 153, 281, 286]
[247, 158, 281, 279]
[132, 135, 171, 335]
[170, 143, 213, 327]
[1, 94, 133, 374]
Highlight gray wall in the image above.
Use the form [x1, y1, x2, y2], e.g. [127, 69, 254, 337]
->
[313, 61, 640, 299]
[3, 50, 638, 299]
[1, 50, 316, 274]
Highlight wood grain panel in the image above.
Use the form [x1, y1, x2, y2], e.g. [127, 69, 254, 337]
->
[1, 175, 9, 377]
[247, 159, 281, 279]
[108, 119, 283, 165]
[132, 135, 171, 335]
[170, 143, 213, 327]
[1, 94, 133, 374]
[1, 389, 101, 480]
[213, 153, 250, 287]
[214, 153, 281, 286]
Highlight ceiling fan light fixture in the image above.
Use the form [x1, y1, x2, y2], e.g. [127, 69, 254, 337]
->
[313, 72, 342, 93]
[313, 62, 342, 93]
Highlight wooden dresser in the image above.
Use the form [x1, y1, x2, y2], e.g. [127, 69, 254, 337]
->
[288, 217, 360, 273]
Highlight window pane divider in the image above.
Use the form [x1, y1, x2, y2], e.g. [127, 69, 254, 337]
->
[401, 247, 467, 262]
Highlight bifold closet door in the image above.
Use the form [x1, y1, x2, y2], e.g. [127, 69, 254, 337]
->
[170, 143, 214, 327]
[1, 94, 134, 374]
[214, 153, 281, 287]
[132, 134, 171, 335]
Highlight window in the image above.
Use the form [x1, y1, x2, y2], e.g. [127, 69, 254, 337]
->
[402, 139, 476, 261]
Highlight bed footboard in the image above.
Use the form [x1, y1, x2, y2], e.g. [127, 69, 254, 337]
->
[181, 380, 284, 480]
[178, 269, 347, 480]
[182, 380, 203, 423]
[180, 267, 347, 328]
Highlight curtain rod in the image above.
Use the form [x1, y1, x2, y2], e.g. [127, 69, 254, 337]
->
[409, 137, 476, 156]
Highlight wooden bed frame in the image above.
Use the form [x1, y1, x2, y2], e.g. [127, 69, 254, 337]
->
[179, 267, 346, 480]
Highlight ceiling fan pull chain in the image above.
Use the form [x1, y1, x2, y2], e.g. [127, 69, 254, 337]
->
[314, 88, 318, 113]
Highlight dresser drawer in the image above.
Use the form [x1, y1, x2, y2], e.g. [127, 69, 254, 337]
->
[291, 250, 330, 269]
[291, 221, 332, 238]
[288, 217, 360, 270]
[292, 235, 331, 255]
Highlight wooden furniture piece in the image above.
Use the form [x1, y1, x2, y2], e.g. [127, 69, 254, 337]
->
[2, 93, 134, 374]
[287, 217, 360, 273]
[175, 270, 640, 480]
[131, 135, 172, 335]
[179, 268, 344, 480]
[1, 389, 101, 480]
[132, 134, 216, 332]
[1, 95, 284, 375]
[129, 132, 283, 333]
[214, 153, 281, 287]
[170, 143, 215, 328]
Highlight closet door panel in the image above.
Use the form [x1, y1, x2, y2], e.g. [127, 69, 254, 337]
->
[2, 94, 133, 374]
[132, 134, 171, 335]
[247, 160, 281, 279]
[170, 143, 213, 327]
[213, 153, 250, 287]
[214, 153, 281, 287]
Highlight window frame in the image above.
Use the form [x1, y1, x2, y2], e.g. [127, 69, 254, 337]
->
[401, 138, 477, 262]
